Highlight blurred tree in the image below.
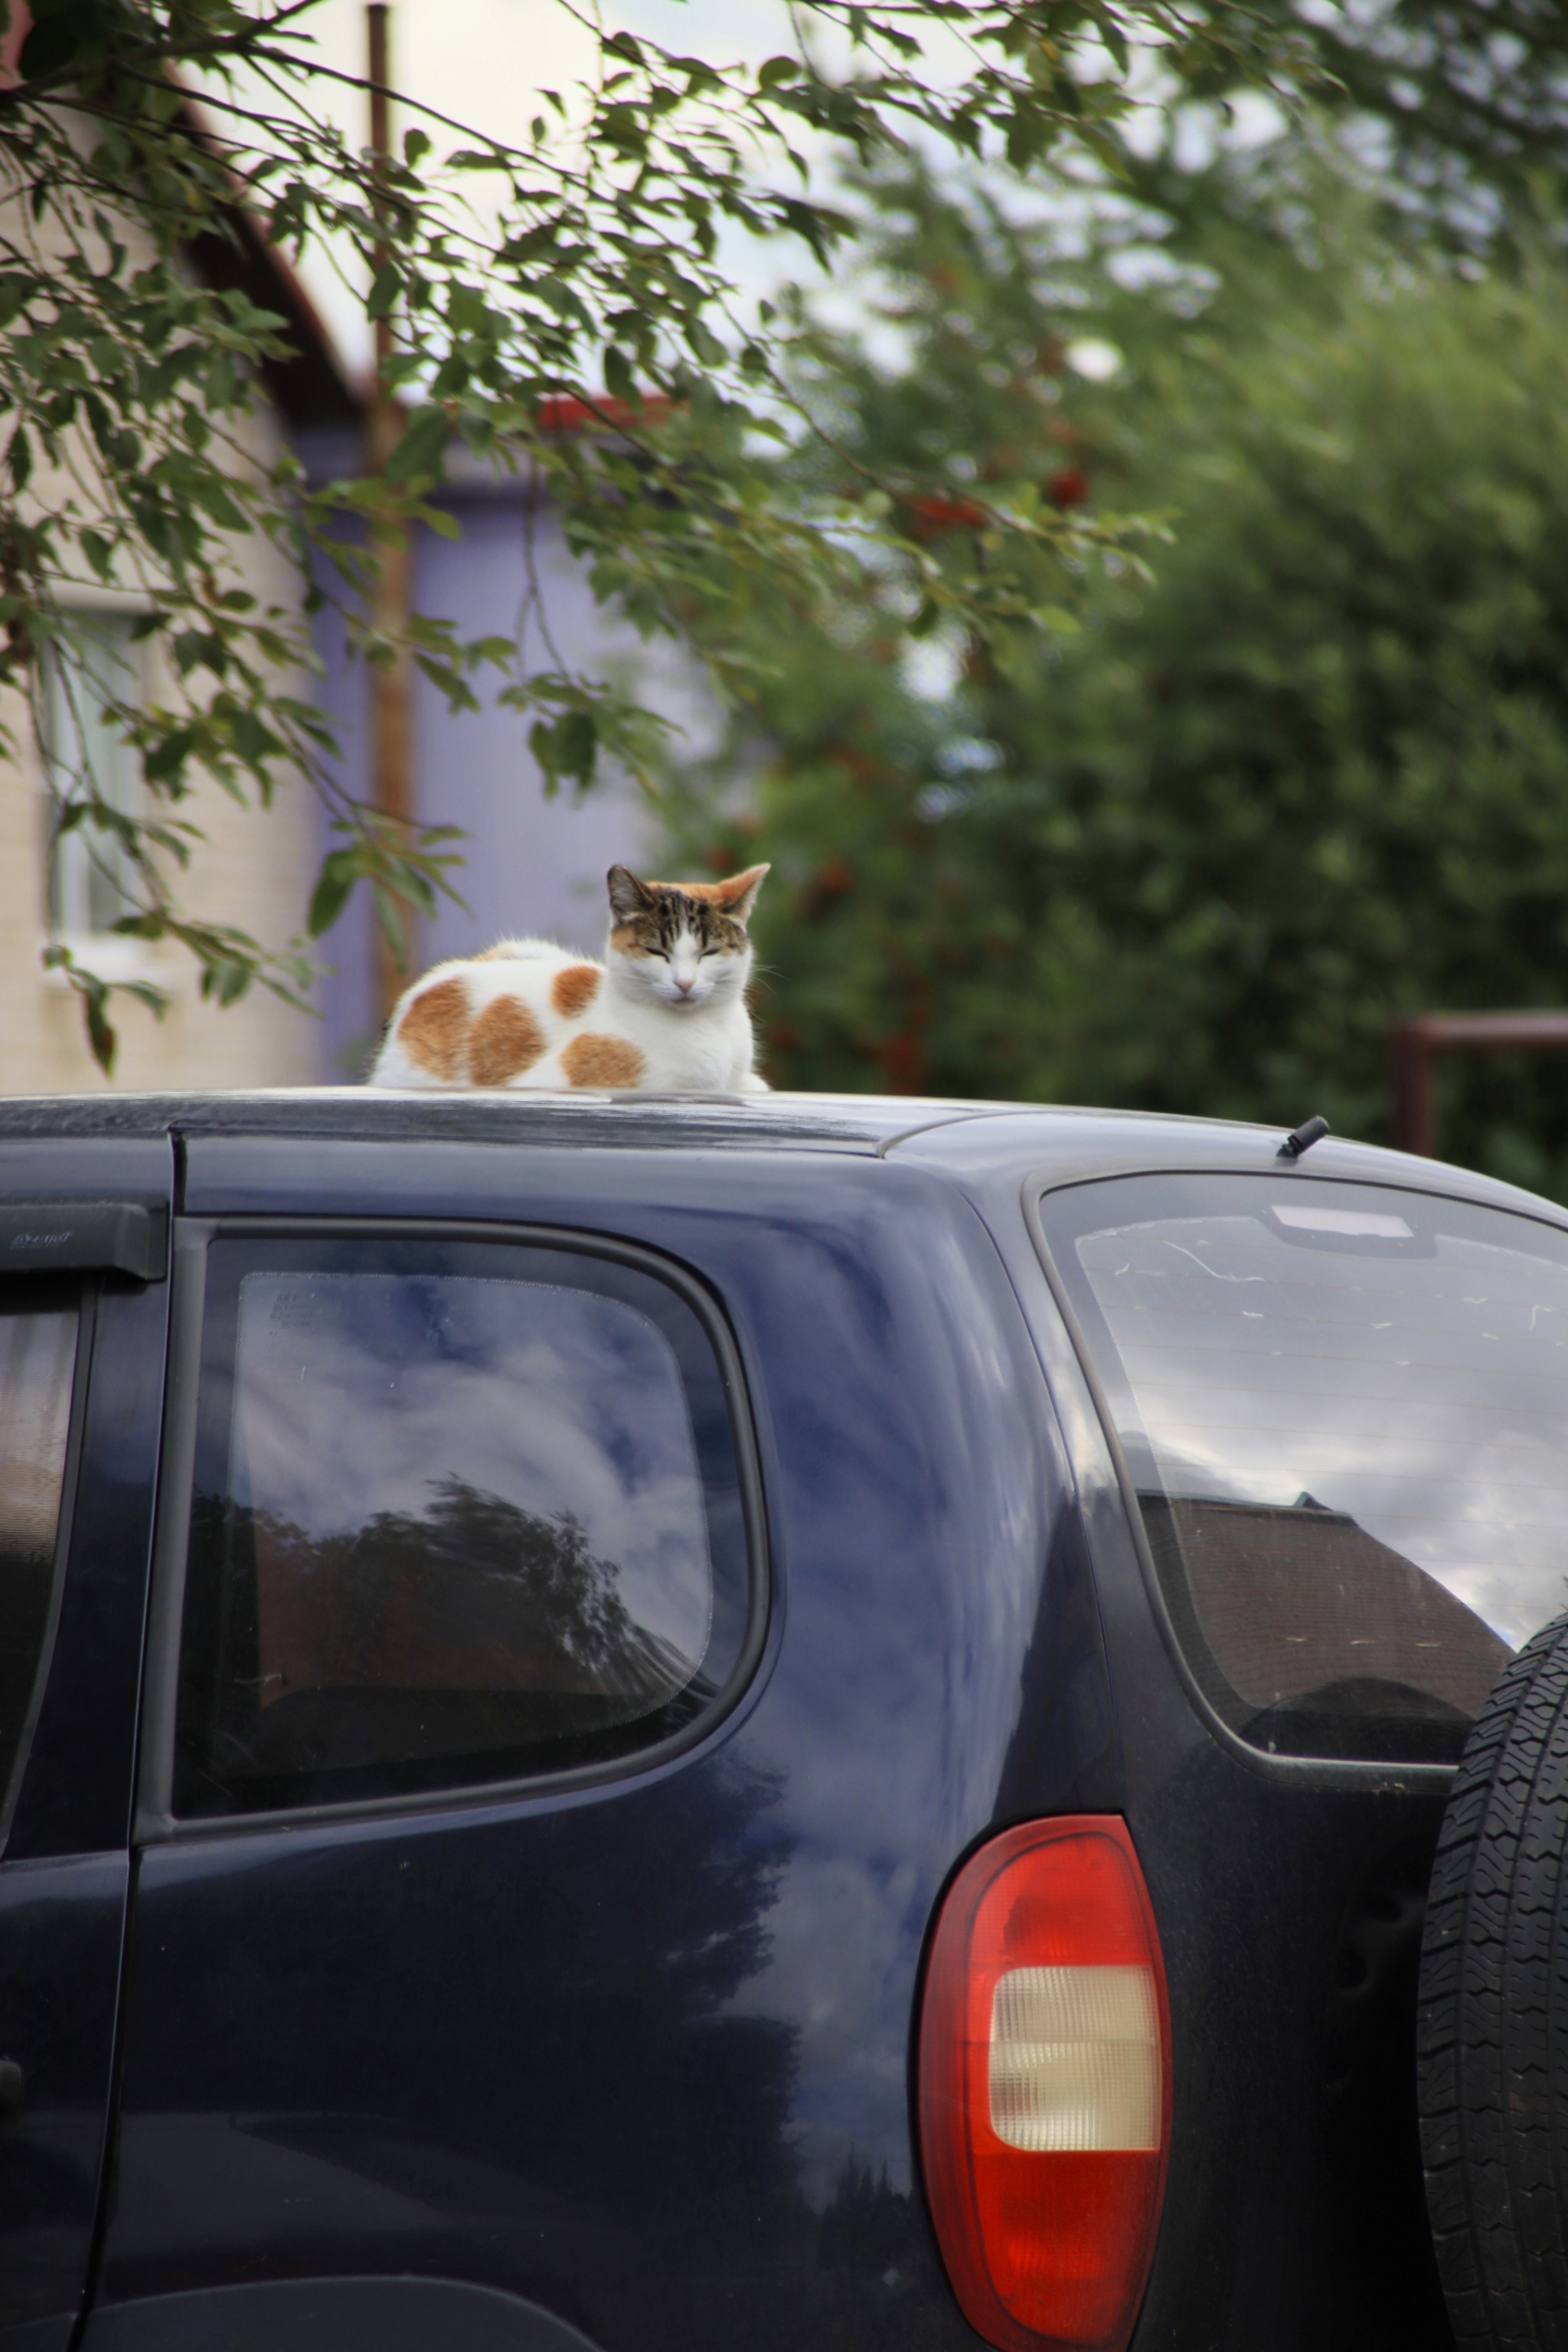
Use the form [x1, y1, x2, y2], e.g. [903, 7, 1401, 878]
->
[0, 0, 1320, 1067]
[662, 172, 1568, 1194]
[1276, 0, 1568, 250]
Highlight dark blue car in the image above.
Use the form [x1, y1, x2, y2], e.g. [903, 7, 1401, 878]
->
[2, 1087, 1565, 2352]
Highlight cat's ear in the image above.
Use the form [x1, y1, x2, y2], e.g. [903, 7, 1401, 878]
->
[710, 863, 769, 923]
[607, 864, 655, 922]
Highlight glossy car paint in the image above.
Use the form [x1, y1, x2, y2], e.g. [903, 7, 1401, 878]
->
[0, 1138, 172, 2349]
[0, 1093, 1535, 2350]
[98, 1132, 1115, 2351]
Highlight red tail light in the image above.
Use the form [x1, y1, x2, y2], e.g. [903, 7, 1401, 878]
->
[916, 1817, 1172, 2352]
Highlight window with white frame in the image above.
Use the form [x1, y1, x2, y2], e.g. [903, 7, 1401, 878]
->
[41, 612, 142, 939]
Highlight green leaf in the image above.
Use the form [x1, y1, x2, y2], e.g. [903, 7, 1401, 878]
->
[367, 263, 402, 324]
[78, 526, 115, 581]
[308, 848, 360, 936]
[385, 406, 449, 482]
[531, 709, 599, 792]
[83, 982, 116, 1076]
[143, 730, 194, 787]
[190, 477, 248, 530]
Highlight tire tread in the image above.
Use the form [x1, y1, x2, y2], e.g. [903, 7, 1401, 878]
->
[1419, 1617, 1568, 2350]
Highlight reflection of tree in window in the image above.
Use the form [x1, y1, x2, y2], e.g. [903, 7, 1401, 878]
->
[256, 1473, 693, 1707]
[185, 1476, 710, 1805]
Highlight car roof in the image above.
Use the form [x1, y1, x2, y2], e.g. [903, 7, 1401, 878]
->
[0, 1087, 982, 1155]
[1, 1089, 1563, 1229]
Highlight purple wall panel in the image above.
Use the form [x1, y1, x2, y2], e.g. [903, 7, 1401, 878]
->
[308, 531, 377, 1082]
[410, 490, 642, 968]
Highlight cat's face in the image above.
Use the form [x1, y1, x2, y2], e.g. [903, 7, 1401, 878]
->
[606, 864, 769, 1010]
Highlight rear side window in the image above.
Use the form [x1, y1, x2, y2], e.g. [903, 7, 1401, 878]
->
[0, 1289, 79, 1829]
[172, 1237, 755, 1818]
[1037, 1175, 1568, 1765]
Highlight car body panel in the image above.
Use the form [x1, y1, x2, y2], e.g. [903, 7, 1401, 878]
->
[98, 1139, 1116, 2350]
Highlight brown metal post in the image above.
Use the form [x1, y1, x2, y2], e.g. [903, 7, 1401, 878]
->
[1387, 1010, 1568, 1160]
[367, 2, 414, 1027]
[1387, 1019, 1436, 1158]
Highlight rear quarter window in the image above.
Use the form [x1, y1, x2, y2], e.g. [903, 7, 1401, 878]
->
[170, 1235, 756, 1819]
[1036, 1174, 1568, 1765]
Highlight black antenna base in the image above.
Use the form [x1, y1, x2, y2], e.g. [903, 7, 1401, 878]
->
[1279, 1114, 1330, 1161]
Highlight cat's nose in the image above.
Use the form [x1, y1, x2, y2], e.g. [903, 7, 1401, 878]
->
[674, 975, 695, 997]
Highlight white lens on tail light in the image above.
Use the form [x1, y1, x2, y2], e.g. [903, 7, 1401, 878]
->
[989, 1964, 1161, 2151]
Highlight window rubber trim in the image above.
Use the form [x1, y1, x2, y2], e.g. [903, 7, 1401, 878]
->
[1016, 1162, 1553, 1793]
[134, 1217, 771, 1844]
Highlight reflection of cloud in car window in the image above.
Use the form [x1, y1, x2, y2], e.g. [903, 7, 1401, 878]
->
[229, 1273, 711, 1667]
[1078, 1214, 1568, 1651]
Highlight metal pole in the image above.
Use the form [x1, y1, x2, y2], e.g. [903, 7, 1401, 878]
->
[1387, 1010, 1568, 1160]
[367, 1, 414, 1028]
[1387, 1019, 1436, 1158]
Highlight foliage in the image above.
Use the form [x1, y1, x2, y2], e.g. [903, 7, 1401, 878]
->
[0, 0, 1329, 1069]
[662, 172, 1568, 1196]
[1256, 0, 1568, 248]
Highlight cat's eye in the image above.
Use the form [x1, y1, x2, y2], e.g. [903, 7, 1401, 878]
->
[699, 949, 720, 959]
[646, 948, 669, 961]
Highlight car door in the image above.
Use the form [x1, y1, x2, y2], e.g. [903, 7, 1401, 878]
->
[88, 1196, 766, 2352]
[0, 1140, 173, 2352]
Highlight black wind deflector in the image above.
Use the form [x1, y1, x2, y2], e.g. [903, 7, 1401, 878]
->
[0, 1200, 167, 1282]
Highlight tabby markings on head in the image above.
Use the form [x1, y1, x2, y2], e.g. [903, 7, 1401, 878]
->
[398, 975, 470, 1080]
[561, 1033, 646, 1089]
[551, 963, 601, 1018]
[470, 995, 544, 1084]
[610, 876, 754, 961]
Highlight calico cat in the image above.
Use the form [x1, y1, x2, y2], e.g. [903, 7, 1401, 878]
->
[369, 862, 771, 1094]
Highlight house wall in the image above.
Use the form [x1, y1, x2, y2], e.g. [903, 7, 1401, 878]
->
[0, 403, 322, 1099]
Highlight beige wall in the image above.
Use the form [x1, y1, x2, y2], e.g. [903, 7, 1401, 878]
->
[0, 264, 325, 1096]
[0, 704, 322, 1098]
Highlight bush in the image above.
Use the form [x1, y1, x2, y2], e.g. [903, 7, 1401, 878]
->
[666, 181, 1568, 1194]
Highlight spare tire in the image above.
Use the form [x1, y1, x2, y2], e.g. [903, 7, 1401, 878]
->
[1418, 1615, 1568, 2349]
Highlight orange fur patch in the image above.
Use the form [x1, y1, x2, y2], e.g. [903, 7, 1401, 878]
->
[551, 962, 602, 1018]
[561, 1032, 647, 1089]
[398, 975, 471, 1080]
[473, 943, 521, 962]
[470, 995, 545, 1085]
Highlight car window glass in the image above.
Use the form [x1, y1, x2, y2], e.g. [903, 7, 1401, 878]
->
[174, 1239, 753, 1818]
[1038, 1176, 1568, 1763]
[0, 1292, 79, 1827]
